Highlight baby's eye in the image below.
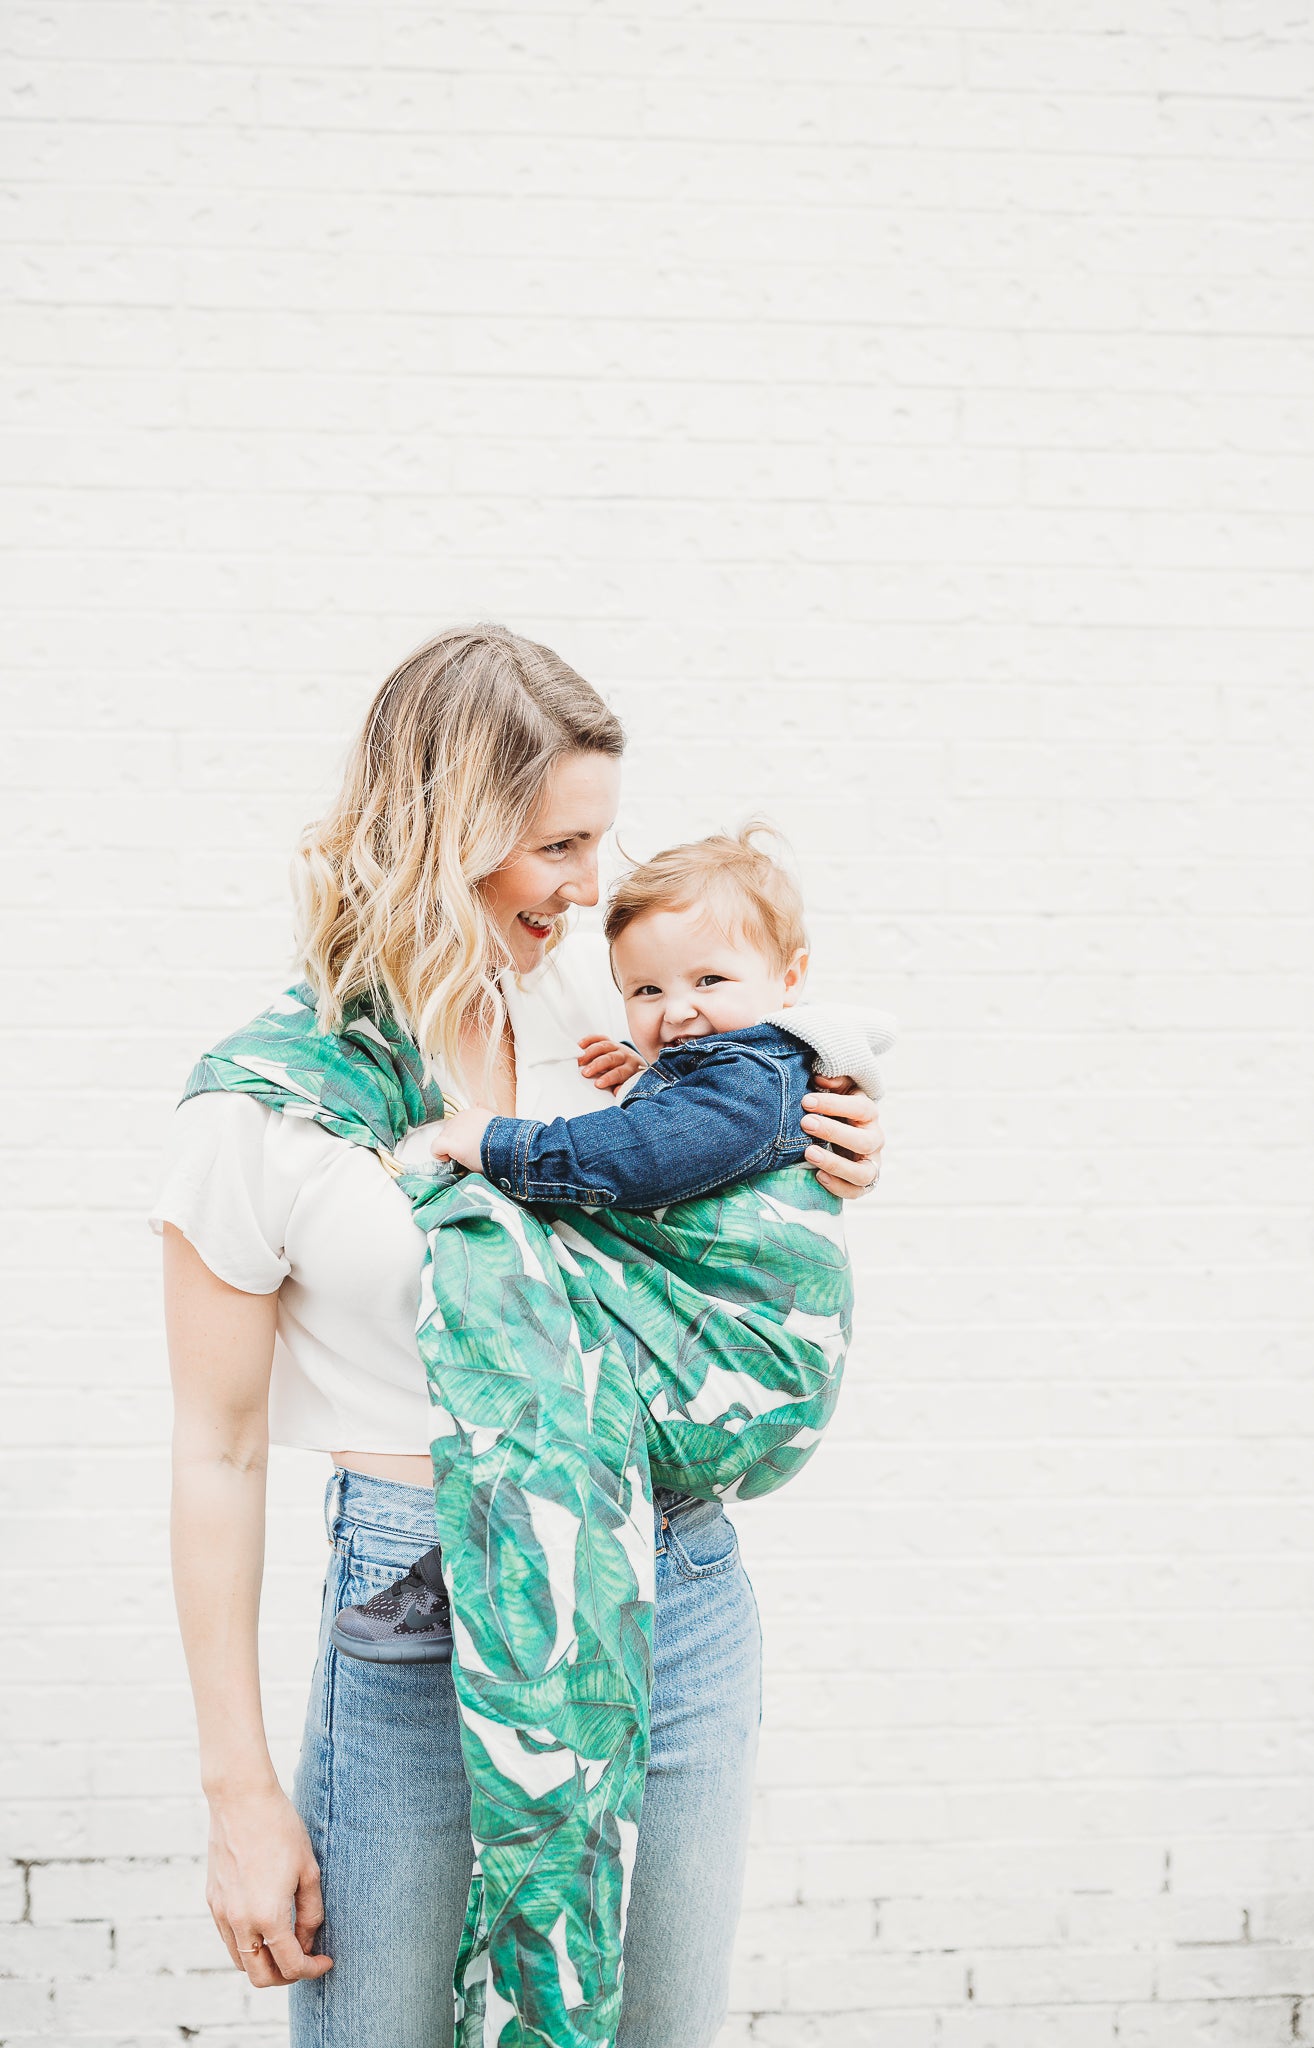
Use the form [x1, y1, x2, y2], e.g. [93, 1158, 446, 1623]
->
[632, 984, 661, 998]
[695, 974, 727, 988]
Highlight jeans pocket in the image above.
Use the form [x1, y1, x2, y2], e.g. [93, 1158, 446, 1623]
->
[337, 1512, 434, 1571]
[333, 1529, 422, 1614]
[321, 1542, 415, 1734]
[316, 1547, 346, 1737]
[665, 1500, 740, 1580]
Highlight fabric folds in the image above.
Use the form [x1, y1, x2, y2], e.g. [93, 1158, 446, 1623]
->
[185, 983, 852, 2048]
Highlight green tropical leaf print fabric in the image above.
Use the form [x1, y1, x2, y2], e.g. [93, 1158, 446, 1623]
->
[184, 984, 852, 2048]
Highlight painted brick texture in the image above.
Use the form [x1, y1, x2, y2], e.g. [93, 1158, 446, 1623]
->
[3, 3, 1313, 2044]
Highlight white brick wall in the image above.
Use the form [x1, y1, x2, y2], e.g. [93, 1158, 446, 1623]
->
[3, 3, 1313, 2042]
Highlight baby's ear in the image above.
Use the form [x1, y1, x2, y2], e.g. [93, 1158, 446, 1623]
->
[779, 947, 809, 1006]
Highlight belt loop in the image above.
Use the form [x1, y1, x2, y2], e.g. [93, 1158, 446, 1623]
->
[325, 1466, 344, 1542]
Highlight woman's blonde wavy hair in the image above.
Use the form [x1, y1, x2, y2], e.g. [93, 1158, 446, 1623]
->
[293, 624, 624, 1091]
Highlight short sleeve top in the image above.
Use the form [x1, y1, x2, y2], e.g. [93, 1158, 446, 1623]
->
[148, 934, 627, 1455]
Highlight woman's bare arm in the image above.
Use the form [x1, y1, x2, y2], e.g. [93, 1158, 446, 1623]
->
[164, 1224, 331, 1989]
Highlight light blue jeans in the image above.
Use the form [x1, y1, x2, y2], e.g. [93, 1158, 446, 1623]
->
[290, 1469, 762, 2048]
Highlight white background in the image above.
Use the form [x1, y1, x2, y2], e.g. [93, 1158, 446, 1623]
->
[3, 4, 1314, 2044]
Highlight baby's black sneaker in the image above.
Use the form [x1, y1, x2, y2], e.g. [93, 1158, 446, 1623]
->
[330, 1544, 454, 1664]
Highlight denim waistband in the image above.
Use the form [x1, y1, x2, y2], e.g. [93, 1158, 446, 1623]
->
[324, 1466, 703, 1541]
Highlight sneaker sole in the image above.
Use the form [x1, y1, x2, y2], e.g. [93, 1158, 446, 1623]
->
[330, 1618, 454, 1665]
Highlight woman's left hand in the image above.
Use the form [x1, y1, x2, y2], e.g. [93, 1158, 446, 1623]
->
[801, 1075, 884, 1200]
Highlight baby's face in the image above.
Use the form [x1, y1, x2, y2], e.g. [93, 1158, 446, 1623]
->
[611, 902, 804, 1066]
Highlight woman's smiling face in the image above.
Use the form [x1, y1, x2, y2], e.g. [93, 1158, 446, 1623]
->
[481, 750, 622, 976]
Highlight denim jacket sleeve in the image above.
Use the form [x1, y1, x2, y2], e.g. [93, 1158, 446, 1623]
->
[478, 1043, 789, 1208]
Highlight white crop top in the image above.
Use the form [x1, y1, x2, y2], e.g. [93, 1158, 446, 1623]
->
[149, 934, 628, 1455]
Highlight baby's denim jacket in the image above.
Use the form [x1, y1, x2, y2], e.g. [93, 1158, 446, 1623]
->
[480, 1022, 816, 1211]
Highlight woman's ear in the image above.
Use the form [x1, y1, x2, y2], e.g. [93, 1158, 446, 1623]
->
[778, 947, 809, 1008]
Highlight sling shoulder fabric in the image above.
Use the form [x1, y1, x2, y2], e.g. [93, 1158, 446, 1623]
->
[185, 983, 854, 2048]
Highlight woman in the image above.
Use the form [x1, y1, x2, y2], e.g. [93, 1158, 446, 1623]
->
[155, 624, 883, 2047]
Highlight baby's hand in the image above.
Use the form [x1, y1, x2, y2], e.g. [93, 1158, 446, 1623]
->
[577, 1034, 646, 1094]
[430, 1105, 495, 1173]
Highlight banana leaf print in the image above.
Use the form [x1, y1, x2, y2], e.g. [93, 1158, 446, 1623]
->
[185, 984, 852, 2048]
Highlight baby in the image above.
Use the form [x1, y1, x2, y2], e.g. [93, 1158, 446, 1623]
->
[332, 825, 893, 1662]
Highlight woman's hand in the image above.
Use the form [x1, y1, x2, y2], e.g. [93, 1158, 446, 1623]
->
[802, 1075, 885, 1200]
[577, 1034, 646, 1093]
[206, 1782, 332, 1989]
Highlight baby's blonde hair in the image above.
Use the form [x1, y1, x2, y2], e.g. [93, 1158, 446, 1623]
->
[604, 822, 807, 970]
[294, 623, 624, 1089]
